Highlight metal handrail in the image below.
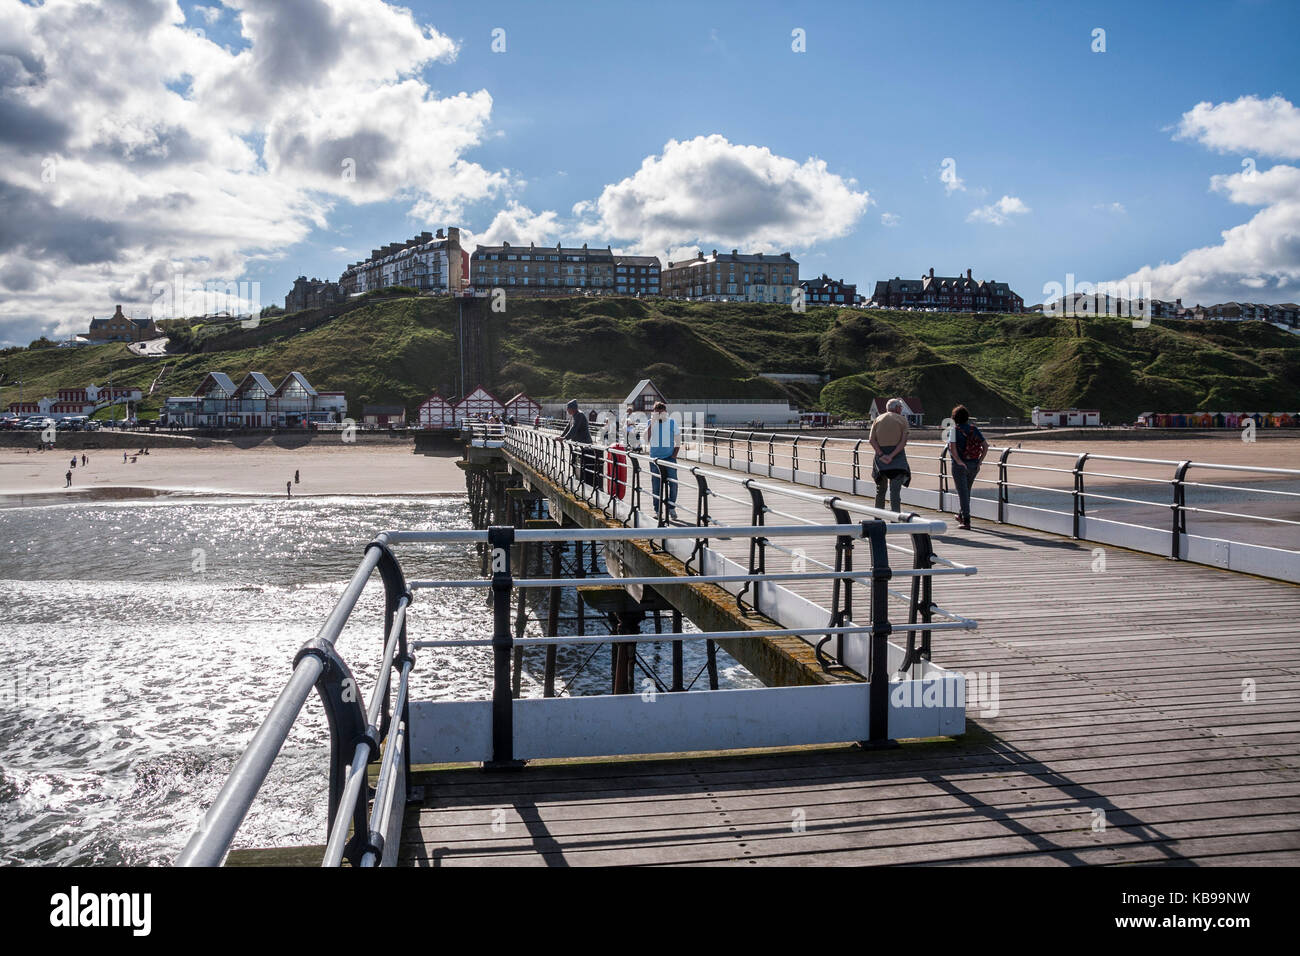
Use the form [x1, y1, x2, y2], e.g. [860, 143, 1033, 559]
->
[177, 539, 412, 868]
[676, 425, 1299, 562]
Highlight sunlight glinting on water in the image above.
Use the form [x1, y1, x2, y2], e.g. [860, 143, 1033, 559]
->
[0, 496, 755, 865]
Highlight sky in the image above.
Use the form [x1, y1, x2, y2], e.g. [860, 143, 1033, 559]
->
[0, 0, 1298, 346]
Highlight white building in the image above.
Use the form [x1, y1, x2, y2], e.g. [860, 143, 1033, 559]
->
[1032, 407, 1101, 427]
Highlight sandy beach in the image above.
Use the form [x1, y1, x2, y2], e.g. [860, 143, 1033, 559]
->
[0, 443, 467, 499]
[2, 433, 1296, 504]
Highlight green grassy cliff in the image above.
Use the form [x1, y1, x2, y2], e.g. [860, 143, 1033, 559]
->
[2, 296, 1296, 422]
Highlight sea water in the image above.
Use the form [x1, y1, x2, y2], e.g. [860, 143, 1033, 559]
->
[0, 495, 757, 865]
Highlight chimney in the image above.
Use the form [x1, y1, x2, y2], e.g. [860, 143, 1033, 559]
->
[929, 267, 935, 278]
[967, 268, 972, 279]
[435, 228, 445, 239]
[114, 304, 125, 318]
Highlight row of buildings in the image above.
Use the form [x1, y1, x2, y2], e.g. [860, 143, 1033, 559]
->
[280, 226, 1300, 327]
[8, 383, 144, 418]
[160, 372, 347, 428]
[292, 227, 875, 309]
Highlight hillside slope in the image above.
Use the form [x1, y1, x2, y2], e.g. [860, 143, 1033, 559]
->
[2, 298, 1295, 422]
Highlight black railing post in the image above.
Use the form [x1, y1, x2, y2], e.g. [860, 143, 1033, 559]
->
[737, 479, 766, 616]
[292, 637, 373, 865]
[686, 467, 710, 574]
[997, 448, 1011, 524]
[900, 530, 935, 673]
[816, 500, 855, 671]
[629, 455, 643, 526]
[791, 435, 800, 477]
[852, 439, 863, 496]
[818, 438, 829, 488]
[767, 434, 776, 476]
[1072, 453, 1089, 538]
[671, 609, 685, 692]
[1172, 461, 1191, 559]
[861, 519, 894, 747]
[369, 540, 410, 743]
[938, 452, 949, 513]
[487, 525, 521, 768]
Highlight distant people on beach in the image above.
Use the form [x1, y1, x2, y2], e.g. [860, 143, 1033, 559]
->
[947, 404, 988, 531]
[286, 481, 292, 498]
[81, 454, 88, 466]
[294, 469, 300, 484]
[65, 470, 72, 488]
[869, 398, 911, 512]
[123, 451, 128, 463]
[70, 456, 76, 469]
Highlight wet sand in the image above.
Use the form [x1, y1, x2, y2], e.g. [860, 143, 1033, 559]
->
[0, 443, 467, 499]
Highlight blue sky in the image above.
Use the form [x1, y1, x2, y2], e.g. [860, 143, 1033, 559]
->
[1, 0, 1298, 344]
[266, 0, 1300, 308]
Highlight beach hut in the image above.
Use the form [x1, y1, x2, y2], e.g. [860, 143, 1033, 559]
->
[503, 392, 542, 424]
[416, 393, 454, 430]
[455, 385, 504, 425]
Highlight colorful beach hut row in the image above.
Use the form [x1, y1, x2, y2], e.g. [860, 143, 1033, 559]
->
[1137, 411, 1298, 428]
[416, 386, 543, 429]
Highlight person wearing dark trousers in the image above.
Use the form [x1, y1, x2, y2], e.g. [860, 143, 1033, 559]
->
[947, 404, 987, 530]
[65, 470, 72, 488]
[648, 401, 679, 519]
[869, 398, 911, 512]
[560, 399, 595, 488]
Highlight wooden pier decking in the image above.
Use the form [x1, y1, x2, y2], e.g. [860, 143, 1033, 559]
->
[400, 453, 1300, 866]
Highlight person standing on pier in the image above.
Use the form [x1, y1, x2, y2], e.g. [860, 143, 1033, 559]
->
[648, 401, 679, 519]
[65, 469, 72, 488]
[947, 404, 987, 530]
[869, 398, 911, 512]
[286, 480, 292, 498]
[560, 399, 594, 487]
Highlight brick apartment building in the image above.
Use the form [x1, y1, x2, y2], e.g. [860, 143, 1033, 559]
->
[471, 242, 661, 295]
[285, 276, 345, 313]
[87, 305, 158, 342]
[871, 268, 1023, 312]
[800, 274, 863, 307]
[661, 249, 799, 304]
[338, 228, 467, 296]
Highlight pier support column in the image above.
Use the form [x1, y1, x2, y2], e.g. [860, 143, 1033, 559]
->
[611, 610, 644, 695]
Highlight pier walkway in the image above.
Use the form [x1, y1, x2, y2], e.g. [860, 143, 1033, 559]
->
[400, 427, 1300, 866]
[192, 424, 1299, 867]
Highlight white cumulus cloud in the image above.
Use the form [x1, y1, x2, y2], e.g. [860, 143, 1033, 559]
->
[570, 134, 871, 256]
[967, 195, 1030, 226]
[0, 0, 509, 344]
[1118, 95, 1300, 304]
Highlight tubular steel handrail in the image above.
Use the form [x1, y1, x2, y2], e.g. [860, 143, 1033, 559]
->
[675, 426, 1300, 561]
[177, 538, 413, 868]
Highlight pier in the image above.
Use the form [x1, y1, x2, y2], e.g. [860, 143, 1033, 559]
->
[186, 424, 1300, 867]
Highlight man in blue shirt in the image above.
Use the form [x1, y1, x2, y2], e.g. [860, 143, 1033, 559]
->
[648, 401, 679, 519]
